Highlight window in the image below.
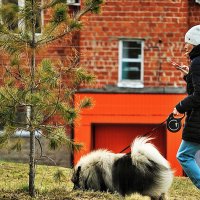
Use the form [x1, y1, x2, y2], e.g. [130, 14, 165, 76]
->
[1, 0, 19, 30]
[118, 40, 144, 88]
[67, 0, 80, 6]
[195, 0, 200, 4]
[0, 0, 43, 34]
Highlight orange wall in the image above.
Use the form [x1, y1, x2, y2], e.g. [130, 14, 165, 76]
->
[74, 93, 186, 176]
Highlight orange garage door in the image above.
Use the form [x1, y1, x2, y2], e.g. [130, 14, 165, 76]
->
[93, 123, 166, 157]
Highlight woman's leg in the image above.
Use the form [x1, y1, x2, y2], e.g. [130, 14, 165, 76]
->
[176, 140, 200, 189]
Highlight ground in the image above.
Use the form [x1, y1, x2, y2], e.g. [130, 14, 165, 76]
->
[0, 161, 199, 200]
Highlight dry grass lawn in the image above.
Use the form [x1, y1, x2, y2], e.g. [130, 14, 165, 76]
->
[0, 161, 199, 200]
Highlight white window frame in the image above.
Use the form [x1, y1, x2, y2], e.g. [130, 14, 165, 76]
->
[195, 0, 200, 4]
[67, 0, 80, 6]
[118, 39, 144, 88]
[0, 0, 44, 34]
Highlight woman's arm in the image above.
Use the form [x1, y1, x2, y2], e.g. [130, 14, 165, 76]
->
[176, 58, 200, 113]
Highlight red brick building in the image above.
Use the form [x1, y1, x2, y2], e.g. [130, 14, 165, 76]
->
[79, 0, 200, 88]
[73, 0, 200, 176]
[1, 0, 200, 175]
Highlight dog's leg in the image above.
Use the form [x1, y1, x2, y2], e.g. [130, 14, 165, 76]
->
[150, 193, 167, 200]
[150, 197, 159, 200]
[159, 193, 167, 200]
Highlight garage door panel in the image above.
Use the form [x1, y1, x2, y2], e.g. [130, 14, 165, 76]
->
[93, 124, 166, 157]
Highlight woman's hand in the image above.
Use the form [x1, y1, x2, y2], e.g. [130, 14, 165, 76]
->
[167, 58, 189, 75]
[175, 64, 189, 75]
[173, 107, 180, 116]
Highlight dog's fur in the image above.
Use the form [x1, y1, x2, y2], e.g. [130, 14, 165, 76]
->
[71, 137, 174, 199]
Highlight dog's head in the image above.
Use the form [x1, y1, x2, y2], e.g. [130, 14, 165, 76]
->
[71, 166, 81, 190]
[71, 150, 115, 191]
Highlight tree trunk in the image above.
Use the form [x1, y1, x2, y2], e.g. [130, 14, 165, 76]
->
[29, 129, 36, 197]
[29, 0, 36, 196]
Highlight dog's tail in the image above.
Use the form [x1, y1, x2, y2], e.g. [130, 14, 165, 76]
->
[130, 137, 170, 169]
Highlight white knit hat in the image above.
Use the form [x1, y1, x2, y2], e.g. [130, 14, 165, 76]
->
[185, 25, 200, 46]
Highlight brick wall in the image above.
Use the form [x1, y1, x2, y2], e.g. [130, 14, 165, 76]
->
[189, 0, 200, 26]
[79, 0, 200, 88]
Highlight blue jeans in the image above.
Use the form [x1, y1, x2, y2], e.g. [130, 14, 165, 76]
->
[177, 140, 200, 189]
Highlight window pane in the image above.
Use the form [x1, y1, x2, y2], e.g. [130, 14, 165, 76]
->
[122, 62, 141, 80]
[36, 0, 42, 33]
[2, 0, 42, 33]
[36, 9, 42, 33]
[123, 41, 141, 48]
[25, 0, 42, 33]
[122, 41, 141, 59]
[67, 0, 80, 3]
[2, 0, 18, 30]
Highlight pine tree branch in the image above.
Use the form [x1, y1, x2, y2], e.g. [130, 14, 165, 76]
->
[40, 0, 63, 10]
[35, 135, 57, 166]
[39, 124, 65, 130]
[35, 23, 58, 45]
[0, 30, 30, 47]
[37, 25, 74, 46]
[4, 65, 23, 81]
[4, 87, 20, 104]
[37, 1, 102, 46]
[75, 0, 104, 19]
[39, 69, 62, 125]
[0, 90, 11, 102]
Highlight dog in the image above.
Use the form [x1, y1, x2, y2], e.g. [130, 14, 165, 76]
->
[71, 137, 174, 199]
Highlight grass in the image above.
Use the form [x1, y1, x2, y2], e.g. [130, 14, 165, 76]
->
[0, 161, 200, 200]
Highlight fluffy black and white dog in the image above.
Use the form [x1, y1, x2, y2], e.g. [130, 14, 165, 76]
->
[71, 137, 174, 200]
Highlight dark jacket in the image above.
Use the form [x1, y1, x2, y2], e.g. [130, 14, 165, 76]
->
[176, 44, 200, 144]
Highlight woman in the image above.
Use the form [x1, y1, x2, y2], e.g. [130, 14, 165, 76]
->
[173, 25, 200, 189]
